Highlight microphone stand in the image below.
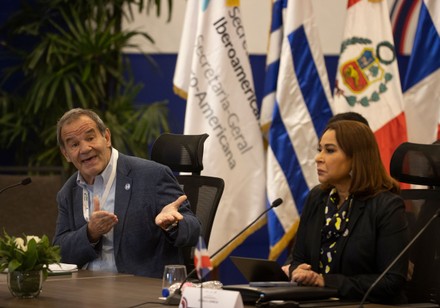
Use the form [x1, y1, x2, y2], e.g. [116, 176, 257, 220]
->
[0, 177, 32, 194]
[358, 209, 440, 307]
[163, 198, 284, 305]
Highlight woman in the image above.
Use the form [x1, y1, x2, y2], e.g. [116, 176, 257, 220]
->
[289, 120, 409, 304]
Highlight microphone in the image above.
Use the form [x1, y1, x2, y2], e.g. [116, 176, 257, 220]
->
[358, 209, 440, 307]
[0, 177, 32, 194]
[163, 198, 284, 305]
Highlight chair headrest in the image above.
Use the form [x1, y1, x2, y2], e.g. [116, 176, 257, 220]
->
[390, 142, 440, 187]
[151, 133, 209, 174]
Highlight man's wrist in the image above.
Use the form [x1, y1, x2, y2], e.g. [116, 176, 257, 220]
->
[164, 221, 179, 232]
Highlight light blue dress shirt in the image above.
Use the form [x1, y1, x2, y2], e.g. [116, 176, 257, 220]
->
[76, 148, 118, 272]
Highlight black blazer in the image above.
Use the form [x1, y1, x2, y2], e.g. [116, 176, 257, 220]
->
[290, 185, 409, 304]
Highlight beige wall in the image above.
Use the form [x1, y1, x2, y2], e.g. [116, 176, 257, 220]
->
[124, 0, 347, 55]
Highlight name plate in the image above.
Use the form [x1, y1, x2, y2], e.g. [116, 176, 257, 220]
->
[179, 286, 244, 308]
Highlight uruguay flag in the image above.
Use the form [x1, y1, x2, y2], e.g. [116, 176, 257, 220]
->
[194, 236, 213, 280]
[262, 0, 333, 260]
[260, 0, 287, 135]
[403, 0, 440, 143]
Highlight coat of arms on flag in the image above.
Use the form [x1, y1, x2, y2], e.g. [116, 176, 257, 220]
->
[335, 39, 397, 107]
[194, 236, 213, 280]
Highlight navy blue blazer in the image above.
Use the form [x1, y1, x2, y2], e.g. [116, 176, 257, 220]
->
[290, 185, 409, 304]
[53, 153, 201, 278]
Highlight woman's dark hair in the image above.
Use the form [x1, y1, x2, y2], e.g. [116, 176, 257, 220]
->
[327, 112, 369, 127]
[320, 120, 399, 197]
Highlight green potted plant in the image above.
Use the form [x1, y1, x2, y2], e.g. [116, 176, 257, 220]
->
[0, 232, 61, 298]
[0, 0, 172, 170]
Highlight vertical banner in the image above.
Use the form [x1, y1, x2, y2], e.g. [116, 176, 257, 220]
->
[262, 0, 333, 259]
[403, 0, 440, 143]
[173, 0, 266, 265]
[333, 0, 407, 172]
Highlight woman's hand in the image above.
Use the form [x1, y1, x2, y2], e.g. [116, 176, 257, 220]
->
[281, 264, 290, 277]
[291, 263, 324, 287]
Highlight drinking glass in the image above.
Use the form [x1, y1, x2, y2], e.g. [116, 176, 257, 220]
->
[161, 264, 187, 297]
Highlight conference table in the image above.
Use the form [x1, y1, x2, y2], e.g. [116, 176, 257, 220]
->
[0, 270, 426, 308]
[0, 271, 170, 308]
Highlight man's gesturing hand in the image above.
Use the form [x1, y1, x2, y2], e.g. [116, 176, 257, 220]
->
[155, 195, 187, 231]
[87, 196, 119, 242]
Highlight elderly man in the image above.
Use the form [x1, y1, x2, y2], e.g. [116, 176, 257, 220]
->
[53, 108, 200, 278]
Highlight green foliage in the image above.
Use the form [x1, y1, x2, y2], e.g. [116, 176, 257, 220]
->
[0, 0, 171, 169]
[0, 232, 61, 279]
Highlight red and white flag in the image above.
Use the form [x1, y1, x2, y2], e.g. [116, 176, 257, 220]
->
[333, 0, 407, 171]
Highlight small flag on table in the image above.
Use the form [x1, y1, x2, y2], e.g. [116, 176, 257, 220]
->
[194, 236, 213, 280]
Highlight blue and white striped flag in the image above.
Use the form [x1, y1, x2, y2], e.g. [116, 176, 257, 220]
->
[262, 0, 333, 260]
[260, 0, 287, 135]
[403, 0, 440, 143]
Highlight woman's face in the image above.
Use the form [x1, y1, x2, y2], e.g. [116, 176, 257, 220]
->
[315, 129, 352, 189]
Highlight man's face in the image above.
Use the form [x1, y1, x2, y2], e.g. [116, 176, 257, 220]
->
[60, 115, 112, 184]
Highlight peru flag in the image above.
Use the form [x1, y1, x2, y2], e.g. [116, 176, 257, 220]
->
[333, 0, 407, 172]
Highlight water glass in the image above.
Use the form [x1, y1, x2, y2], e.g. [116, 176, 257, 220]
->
[161, 264, 187, 297]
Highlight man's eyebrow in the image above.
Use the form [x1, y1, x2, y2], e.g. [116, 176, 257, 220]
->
[64, 128, 96, 144]
[84, 128, 96, 135]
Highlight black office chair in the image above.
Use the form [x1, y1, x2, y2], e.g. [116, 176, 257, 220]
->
[390, 141, 440, 305]
[151, 133, 225, 274]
